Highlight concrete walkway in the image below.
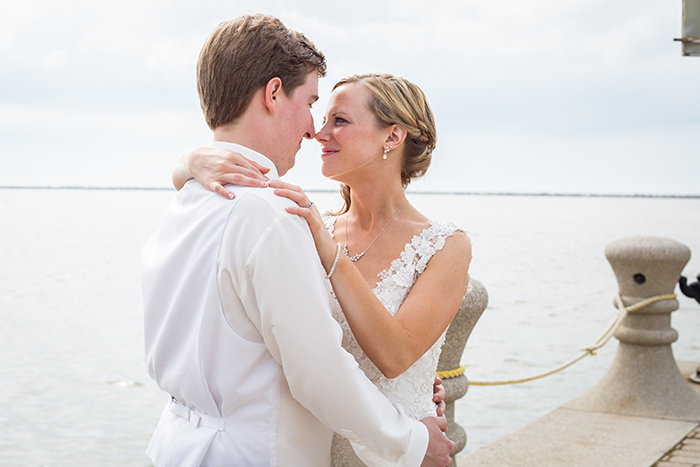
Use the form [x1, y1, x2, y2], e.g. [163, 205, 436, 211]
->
[459, 361, 700, 467]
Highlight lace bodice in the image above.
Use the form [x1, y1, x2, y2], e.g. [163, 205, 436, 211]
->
[324, 215, 465, 466]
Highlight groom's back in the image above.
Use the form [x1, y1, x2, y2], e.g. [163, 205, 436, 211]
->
[142, 180, 283, 465]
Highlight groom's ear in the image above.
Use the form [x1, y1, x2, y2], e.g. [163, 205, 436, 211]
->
[263, 77, 283, 114]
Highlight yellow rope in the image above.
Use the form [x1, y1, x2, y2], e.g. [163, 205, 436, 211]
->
[437, 365, 465, 379]
[466, 293, 677, 387]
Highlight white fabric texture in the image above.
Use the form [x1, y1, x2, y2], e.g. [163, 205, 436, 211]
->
[142, 142, 428, 467]
[324, 216, 465, 467]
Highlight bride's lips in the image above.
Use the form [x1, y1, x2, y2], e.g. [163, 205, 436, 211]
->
[321, 148, 339, 157]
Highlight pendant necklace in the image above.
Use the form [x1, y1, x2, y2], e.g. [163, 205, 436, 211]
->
[344, 200, 410, 262]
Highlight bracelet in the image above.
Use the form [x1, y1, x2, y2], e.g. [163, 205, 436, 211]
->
[326, 243, 342, 280]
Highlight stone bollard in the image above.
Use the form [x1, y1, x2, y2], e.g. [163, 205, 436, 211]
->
[564, 236, 700, 421]
[437, 278, 488, 460]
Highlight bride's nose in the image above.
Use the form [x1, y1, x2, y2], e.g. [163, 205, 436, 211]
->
[315, 122, 330, 143]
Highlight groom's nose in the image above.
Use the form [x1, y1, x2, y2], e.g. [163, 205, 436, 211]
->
[303, 116, 315, 140]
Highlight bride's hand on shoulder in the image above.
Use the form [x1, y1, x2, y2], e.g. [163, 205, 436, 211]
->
[172, 147, 270, 199]
[268, 180, 338, 272]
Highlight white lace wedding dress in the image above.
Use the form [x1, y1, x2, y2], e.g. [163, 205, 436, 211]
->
[324, 216, 466, 467]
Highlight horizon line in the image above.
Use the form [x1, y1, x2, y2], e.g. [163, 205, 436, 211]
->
[1, 186, 699, 199]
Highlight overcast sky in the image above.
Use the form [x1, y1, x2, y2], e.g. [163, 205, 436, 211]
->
[1, 0, 698, 194]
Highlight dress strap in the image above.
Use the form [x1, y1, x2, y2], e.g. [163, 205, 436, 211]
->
[413, 221, 463, 274]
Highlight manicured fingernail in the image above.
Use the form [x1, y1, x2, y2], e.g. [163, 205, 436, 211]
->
[228, 193, 234, 199]
[260, 181, 269, 187]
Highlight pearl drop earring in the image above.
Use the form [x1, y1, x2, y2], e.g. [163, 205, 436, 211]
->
[383, 146, 391, 160]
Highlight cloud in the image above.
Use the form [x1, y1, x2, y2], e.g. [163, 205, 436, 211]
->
[0, 0, 698, 194]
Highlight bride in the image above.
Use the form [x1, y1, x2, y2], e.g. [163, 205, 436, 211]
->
[174, 73, 472, 466]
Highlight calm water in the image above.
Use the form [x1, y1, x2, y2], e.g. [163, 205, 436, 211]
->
[1, 188, 698, 466]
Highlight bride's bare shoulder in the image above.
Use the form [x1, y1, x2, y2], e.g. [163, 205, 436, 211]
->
[431, 223, 472, 264]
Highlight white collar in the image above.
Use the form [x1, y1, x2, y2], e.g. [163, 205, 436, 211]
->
[209, 141, 280, 180]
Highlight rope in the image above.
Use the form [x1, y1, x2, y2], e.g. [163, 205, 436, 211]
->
[452, 292, 678, 386]
[437, 365, 465, 379]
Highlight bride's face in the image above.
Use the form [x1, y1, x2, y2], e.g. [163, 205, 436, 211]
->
[315, 82, 389, 181]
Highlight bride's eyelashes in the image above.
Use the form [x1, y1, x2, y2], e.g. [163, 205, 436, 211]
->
[322, 115, 349, 126]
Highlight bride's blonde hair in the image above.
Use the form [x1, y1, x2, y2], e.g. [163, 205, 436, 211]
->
[331, 73, 437, 215]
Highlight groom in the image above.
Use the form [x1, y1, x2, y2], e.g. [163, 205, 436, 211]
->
[141, 14, 455, 467]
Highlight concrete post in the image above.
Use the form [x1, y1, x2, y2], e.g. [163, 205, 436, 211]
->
[564, 236, 700, 421]
[438, 278, 488, 459]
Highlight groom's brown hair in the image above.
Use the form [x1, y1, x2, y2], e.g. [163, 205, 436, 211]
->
[197, 14, 327, 130]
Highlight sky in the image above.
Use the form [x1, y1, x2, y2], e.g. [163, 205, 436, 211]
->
[0, 0, 698, 195]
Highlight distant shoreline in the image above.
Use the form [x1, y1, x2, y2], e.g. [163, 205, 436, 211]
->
[1, 186, 699, 199]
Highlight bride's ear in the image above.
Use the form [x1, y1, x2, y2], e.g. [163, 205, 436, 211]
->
[385, 124, 407, 148]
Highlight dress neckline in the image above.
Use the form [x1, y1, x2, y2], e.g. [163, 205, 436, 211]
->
[326, 214, 436, 291]
[372, 221, 435, 290]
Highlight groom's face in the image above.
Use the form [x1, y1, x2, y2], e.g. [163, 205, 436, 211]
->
[273, 71, 319, 176]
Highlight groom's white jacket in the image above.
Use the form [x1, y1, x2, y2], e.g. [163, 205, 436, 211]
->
[142, 142, 429, 467]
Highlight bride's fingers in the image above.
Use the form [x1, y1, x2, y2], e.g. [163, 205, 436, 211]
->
[272, 187, 310, 207]
[207, 174, 266, 200]
[222, 165, 270, 182]
[217, 172, 269, 188]
[210, 182, 236, 200]
[245, 158, 271, 175]
[225, 158, 270, 180]
[284, 200, 323, 224]
[285, 204, 317, 225]
[267, 179, 302, 193]
[209, 150, 270, 180]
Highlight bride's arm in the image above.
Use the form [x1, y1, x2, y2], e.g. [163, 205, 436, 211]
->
[330, 232, 471, 378]
[271, 180, 472, 379]
[172, 147, 270, 198]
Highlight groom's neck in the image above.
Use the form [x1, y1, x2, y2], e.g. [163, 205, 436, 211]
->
[212, 119, 282, 172]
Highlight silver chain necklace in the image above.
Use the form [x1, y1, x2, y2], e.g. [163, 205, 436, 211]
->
[344, 200, 410, 262]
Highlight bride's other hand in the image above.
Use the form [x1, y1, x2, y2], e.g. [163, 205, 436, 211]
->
[269, 180, 338, 272]
[172, 147, 270, 199]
